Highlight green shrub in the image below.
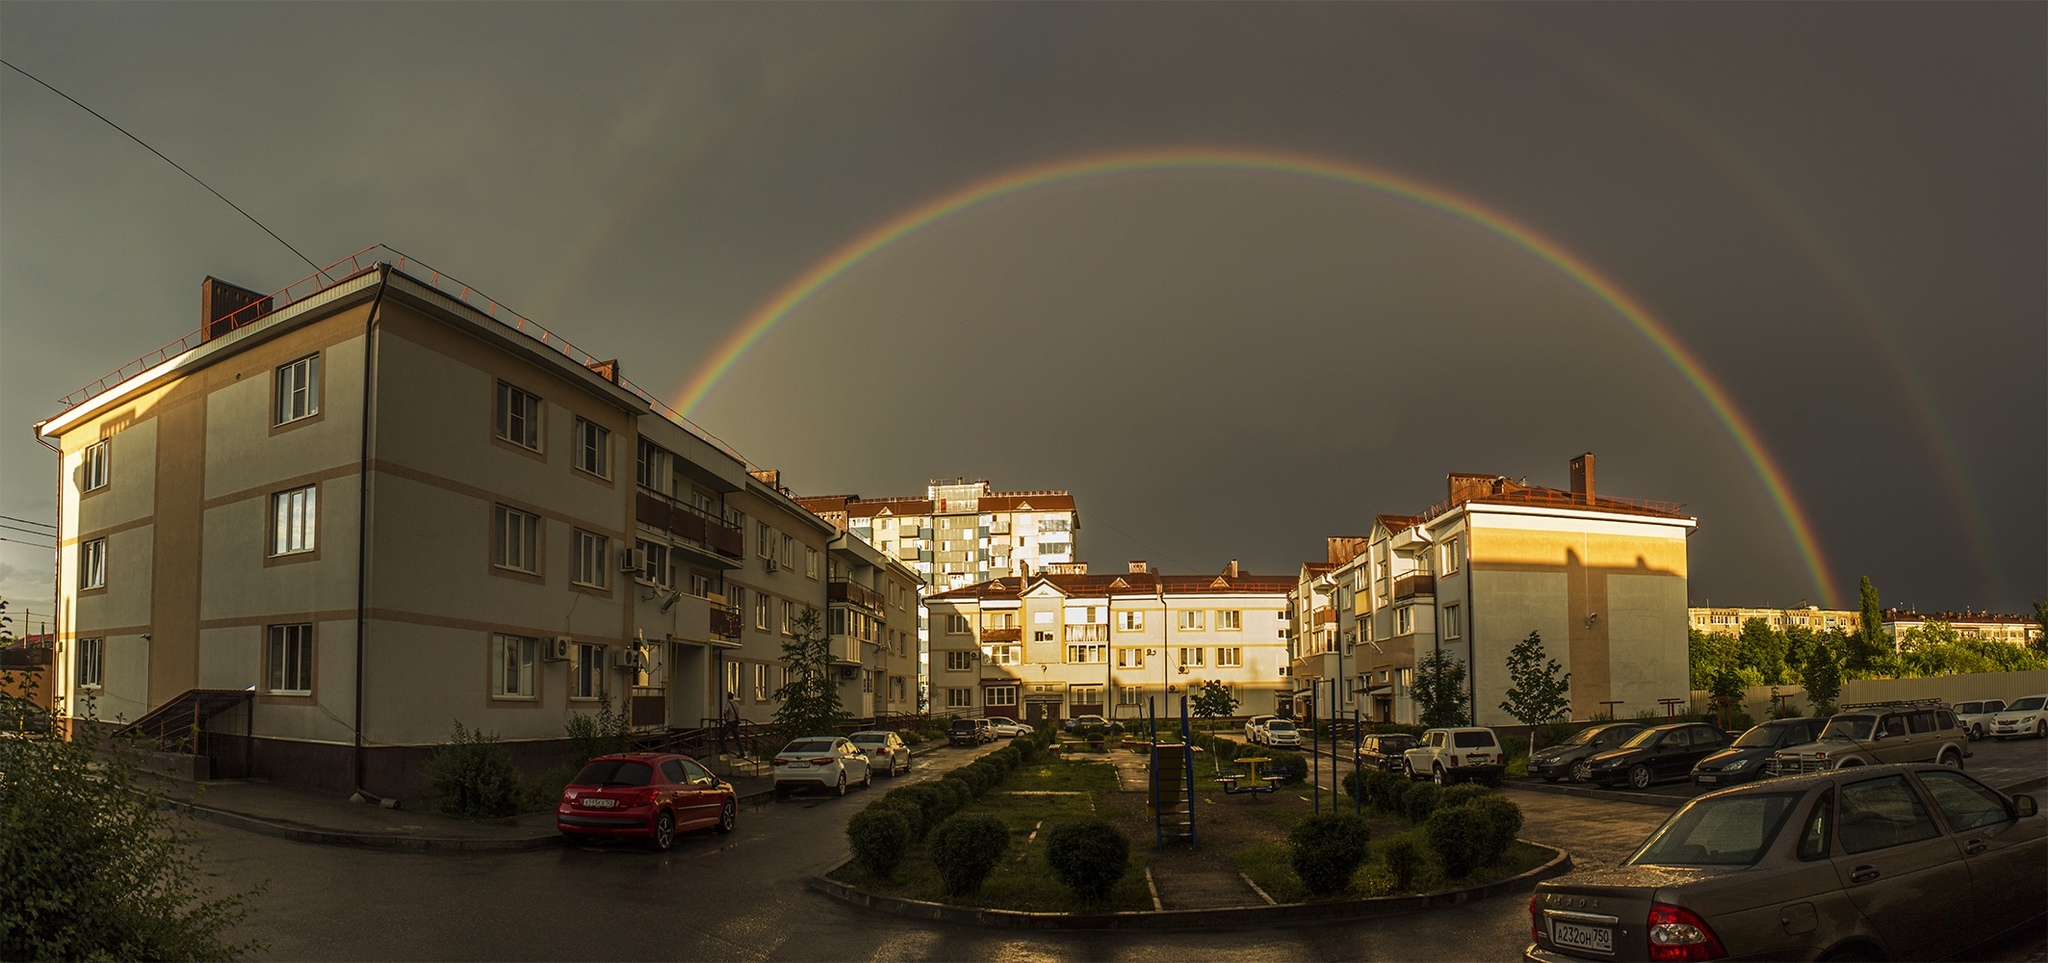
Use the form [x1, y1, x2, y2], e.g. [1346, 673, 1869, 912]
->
[1381, 837, 1423, 890]
[1044, 819, 1130, 903]
[1289, 813, 1372, 897]
[424, 722, 520, 818]
[563, 695, 632, 761]
[1342, 771, 1369, 804]
[1402, 781, 1444, 823]
[1369, 771, 1409, 813]
[928, 813, 1011, 895]
[936, 776, 974, 810]
[1471, 795, 1524, 865]
[847, 806, 912, 878]
[1424, 804, 1486, 879]
[1438, 783, 1490, 811]
[887, 783, 954, 833]
[873, 798, 928, 839]
[1499, 733, 1529, 764]
[1263, 750, 1308, 785]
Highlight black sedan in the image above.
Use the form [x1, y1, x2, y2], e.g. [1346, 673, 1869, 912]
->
[1357, 733, 1419, 773]
[1690, 716, 1828, 787]
[1585, 722, 1731, 790]
[1526, 722, 1647, 783]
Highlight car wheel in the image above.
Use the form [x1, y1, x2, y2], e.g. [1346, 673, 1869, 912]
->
[651, 810, 675, 851]
[861, 765, 873, 789]
[1570, 760, 1593, 783]
[1938, 749, 1963, 769]
[716, 798, 736, 834]
[1433, 764, 1450, 786]
[2038, 721, 2047, 739]
[1627, 764, 1653, 790]
[834, 772, 848, 797]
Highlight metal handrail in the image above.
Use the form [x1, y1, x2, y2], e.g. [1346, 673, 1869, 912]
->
[1418, 486, 1685, 522]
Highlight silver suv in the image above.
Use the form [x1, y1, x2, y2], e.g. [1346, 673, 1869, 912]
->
[1774, 699, 1968, 774]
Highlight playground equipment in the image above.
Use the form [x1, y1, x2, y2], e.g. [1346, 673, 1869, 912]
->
[1146, 695, 1198, 848]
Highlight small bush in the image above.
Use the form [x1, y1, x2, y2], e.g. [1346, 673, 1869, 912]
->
[424, 722, 520, 818]
[1381, 837, 1424, 890]
[887, 783, 954, 833]
[1499, 733, 1529, 764]
[563, 695, 632, 761]
[1438, 783, 1490, 811]
[1402, 781, 1444, 823]
[847, 806, 912, 878]
[1342, 771, 1369, 804]
[1424, 804, 1486, 879]
[1044, 819, 1130, 903]
[936, 776, 975, 810]
[928, 813, 1011, 895]
[874, 798, 928, 840]
[1263, 750, 1308, 785]
[1289, 813, 1372, 897]
[1471, 795, 1524, 865]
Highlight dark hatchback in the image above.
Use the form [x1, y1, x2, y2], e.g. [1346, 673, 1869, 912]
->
[1691, 716, 1828, 787]
[1358, 733, 1420, 773]
[1586, 723, 1731, 790]
[1528, 722, 1648, 783]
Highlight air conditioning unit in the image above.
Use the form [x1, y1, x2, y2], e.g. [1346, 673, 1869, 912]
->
[543, 636, 572, 662]
[620, 547, 647, 574]
[763, 556, 779, 573]
[613, 647, 646, 672]
[838, 666, 858, 680]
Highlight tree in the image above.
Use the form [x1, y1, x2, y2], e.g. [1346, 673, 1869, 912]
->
[1688, 628, 1737, 691]
[1848, 576, 1889, 673]
[1498, 631, 1571, 750]
[1707, 666, 1747, 729]
[1735, 618, 1789, 685]
[1412, 648, 1470, 728]
[2033, 600, 2048, 656]
[1189, 679, 1239, 746]
[1799, 633, 1843, 714]
[772, 606, 846, 739]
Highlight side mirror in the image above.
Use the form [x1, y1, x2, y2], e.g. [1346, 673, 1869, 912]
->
[2014, 795, 2038, 819]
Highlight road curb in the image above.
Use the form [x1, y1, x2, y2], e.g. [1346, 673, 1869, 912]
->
[807, 842, 1571, 930]
[160, 795, 564, 852]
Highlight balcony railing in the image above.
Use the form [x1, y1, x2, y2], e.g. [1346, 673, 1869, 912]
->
[637, 491, 744, 560]
[980, 627, 1021, 643]
[709, 602, 742, 641]
[1418, 485, 1686, 522]
[827, 578, 885, 612]
[1393, 574, 1435, 600]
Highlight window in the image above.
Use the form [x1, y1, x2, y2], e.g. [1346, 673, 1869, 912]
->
[945, 614, 970, 635]
[1179, 646, 1207, 667]
[1118, 610, 1144, 631]
[805, 547, 819, 579]
[1217, 610, 1242, 630]
[989, 644, 1019, 666]
[986, 685, 1018, 707]
[1442, 604, 1460, 640]
[946, 688, 973, 709]
[983, 611, 1017, 629]
[723, 661, 741, 700]
[635, 440, 672, 494]
[1117, 647, 1145, 668]
[1441, 535, 1461, 575]
[891, 677, 907, 703]
[1178, 610, 1205, 631]
[573, 418, 610, 477]
[493, 634, 538, 699]
[1066, 643, 1106, 664]
[1396, 606, 1413, 634]
[1837, 774, 1941, 855]
[946, 651, 975, 671]
[570, 643, 605, 699]
[275, 353, 320, 425]
[79, 538, 107, 590]
[1038, 518, 1070, 534]
[755, 594, 770, 630]
[77, 637, 104, 687]
[1919, 770, 2013, 832]
[1119, 686, 1146, 706]
[571, 530, 609, 588]
[495, 381, 541, 450]
[1033, 630, 1053, 642]
[638, 540, 671, 586]
[757, 522, 772, 559]
[494, 506, 540, 573]
[267, 624, 313, 694]
[754, 663, 770, 702]
[782, 600, 796, 635]
[271, 485, 317, 555]
[780, 534, 795, 568]
[1217, 646, 1242, 668]
[82, 440, 110, 492]
[1069, 685, 1102, 707]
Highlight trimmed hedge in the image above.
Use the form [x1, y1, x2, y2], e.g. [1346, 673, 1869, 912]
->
[1470, 794, 1523, 865]
[1262, 750, 1309, 785]
[928, 813, 1011, 895]
[1437, 783, 1490, 811]
[1289, 813, 1371, 897]
[1044, 819, 1130, 903]
[1402, 781, 1444, 823]
[847, 806, 912, 878]
[1381, 837, 1423, 889]
[1423, 804, 1486, 879]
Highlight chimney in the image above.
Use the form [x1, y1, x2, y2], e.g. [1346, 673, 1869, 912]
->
[200, 276, 273, 342]
[1128, 560, 1147, 574]
[585, 359, 620, 383]
[1225, 559, 1239, 578]
[1570, 453, 1596, 503]
[749, 468, 780, 488]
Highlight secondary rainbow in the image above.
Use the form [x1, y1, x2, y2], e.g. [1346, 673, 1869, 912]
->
[674, 146, 1840, 606]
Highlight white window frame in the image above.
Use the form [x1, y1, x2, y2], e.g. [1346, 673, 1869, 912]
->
[1178, 610, 1205, 631]
[267, 623, 313, 694]
[986, 685, 1018, 707]
[573, 417, 610, 478]
[1441, 535, 1461, 575]
[493, 634, 538, 699]
[1118, 610, 1144, 631]
[572, 643, 605, 700]
[805, 547, 819, 580]
[79, 537, 107, 590]
[1217, 610, 1242, 631]
[1069, 685, 1102, 707]
[946, 687, 973, 709]
[1179, 646, 1207, 667]
[755, 594, 770, 630]
[82, 440, 111, 493]
[494, 505, 540, 573]
[495, 381, 542, 451]
[754, 663, 770, 702]
[77, 637, 104, 688]
[945, 614, 970, 635]
[723, 661, 742, 700]
[1442, 604, 1461, 640]
[275, 353, 321, 425]
[571, 529, 609, 588]
[1117, 647, 1146, 668]
[1217, 646, 1243, 668]
[1397, 606, 1414, 634]
[271, 484, 317, 556]
[635, 439, 672, 494]
[946, 650, 974, 671]
[989, 644, 1019, 666]
[1065, 642, 1106, 664]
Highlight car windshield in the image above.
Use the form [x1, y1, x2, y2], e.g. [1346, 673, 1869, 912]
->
[1452, 730, 1496, 748]
[1955, 702, 1982, 714]
[950, 720, 975, 731]
[1820, 717, 1875, 741]
[1733, 725, 1792, 748]
[784, 740, 835, 754]
[1266, 721, 1296, 732]
[2009, 697, 2046, 712]
[1377, 736, 1416, 749]
[1628, 792, 1802, 867]
[851, 735, 887, 745]
[1622, 728, 1665, 749]
[572, 760, 653, 787]
[1554, 728, 1602, 748]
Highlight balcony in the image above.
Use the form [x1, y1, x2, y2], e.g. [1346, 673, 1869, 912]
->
[828, 578, 884, 612]
[709, 602, 742, 641]
[1393, 574, 1435, 600]
[636, 491, 744, 563]
[980, 627, 1021, 643]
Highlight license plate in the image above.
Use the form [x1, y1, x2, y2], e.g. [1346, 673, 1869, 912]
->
[582, 798, 618, 809]
[1551, 919, 1614, 954]
[1697, 774, 1718, 784]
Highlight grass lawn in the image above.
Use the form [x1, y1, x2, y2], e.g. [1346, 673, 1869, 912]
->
[827, 758, 1155, 913]
[1231, 825, 1553, 904]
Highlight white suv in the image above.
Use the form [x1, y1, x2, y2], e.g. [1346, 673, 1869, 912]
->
[1259, 719, 1302, 748]
[1403, 727, 1504, 785]
[1990, 695, 2048, 740]
[1244, 715, 1275, 744]
[1954, 699, 2007, 739]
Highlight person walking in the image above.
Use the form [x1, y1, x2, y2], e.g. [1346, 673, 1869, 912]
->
[719, 692, 741, 755]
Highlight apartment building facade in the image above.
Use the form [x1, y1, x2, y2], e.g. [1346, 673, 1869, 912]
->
[1689, 606, 1862, 637]
[34, 259, 892, 796]
[926, 561, 1292, 725]
[1879, 609, 2043, 648]
[796, 480, 1078, 593]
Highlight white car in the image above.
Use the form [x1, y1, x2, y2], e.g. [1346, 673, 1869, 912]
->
[1989, 695, 2048, 740]
[1954, 699, 2007, 739]
[1244, 715, 1276, 744]
[848, 730, 910, 776]
[1259, 719, 1302, 748]
[985, 718, 1028, 738]
[1403, 727, 1504, 785]
[771, 736, 872, 797]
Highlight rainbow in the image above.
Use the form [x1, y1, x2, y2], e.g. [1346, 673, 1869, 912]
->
[674, 146, 1840, 606]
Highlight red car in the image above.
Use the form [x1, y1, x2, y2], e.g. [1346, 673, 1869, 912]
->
[556, 753, 736, 850]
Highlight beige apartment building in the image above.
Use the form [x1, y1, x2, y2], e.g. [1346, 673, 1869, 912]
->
[797, 480, 1078, 593]
[1879, 608, 2043, 648]
[1689, 605, 1861, 636]
[926, 561, 1293, 725]
[35, 259, 902, 796]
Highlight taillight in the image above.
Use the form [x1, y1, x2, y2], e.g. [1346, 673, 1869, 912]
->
[1648, 903, 1726, 961]
[1528, 895, 1541, 944]
[810, 758, 834, 766]
[772, 758, 788, 767]
[1449, 754, 1461, 767]
[634, 788, 658, 807]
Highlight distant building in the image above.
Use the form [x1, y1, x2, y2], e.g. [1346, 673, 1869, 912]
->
[1689, 606, 1862, 636]
[1880, 608, 2042, 648]
[796, 480, 1078, 593]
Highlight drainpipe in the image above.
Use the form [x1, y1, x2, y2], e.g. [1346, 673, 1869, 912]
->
[33, 427, 62, 731]
[352, 266, 392, 799]
[1463, 521, 1476, 727]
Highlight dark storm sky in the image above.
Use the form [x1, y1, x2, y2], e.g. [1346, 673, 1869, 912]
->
[2, 3, 2041, 619]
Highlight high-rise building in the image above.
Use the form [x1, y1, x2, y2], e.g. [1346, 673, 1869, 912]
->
[797, 480, 1077, 593]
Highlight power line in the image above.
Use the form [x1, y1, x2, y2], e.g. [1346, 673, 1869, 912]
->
[0, 524, 56, 540]
[1, 58, 327, 281]
[0, 535, 56, 549]
[0, 515, 55, 531]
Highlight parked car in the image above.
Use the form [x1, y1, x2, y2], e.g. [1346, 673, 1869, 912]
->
[1064, 714, 1112, 734]
[985, 718, 1028, 738]
[1989, 694, 2048, 740]
[1404, 727, 1504, 785]
[1526, 722, 1648, 783]
[1258, 718, 1302, 748]
[556, 752, 736, 850]
[848, 730, 910, 776]
[1954, 699, 2007, 739]
[1691, 716, 1827, 787]
[772, 736, 872, 797]
[1584, 722, 1731, 790]
[1527, 764, 2045, 962]
[1775, 699, 1969, 774]
[1357, 732, 1420, 773]
[1243, 715, 1276, 743]
[948, 717, 995, 746]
